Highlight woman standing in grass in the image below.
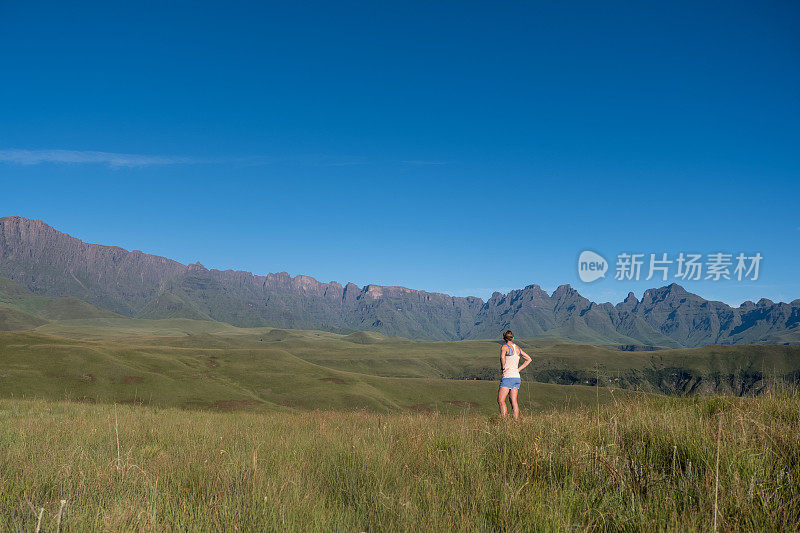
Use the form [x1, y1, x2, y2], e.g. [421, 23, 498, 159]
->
[498, 330, 532, 419]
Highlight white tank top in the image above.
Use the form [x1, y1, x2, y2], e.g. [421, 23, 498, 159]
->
[502, 342, 520, 378]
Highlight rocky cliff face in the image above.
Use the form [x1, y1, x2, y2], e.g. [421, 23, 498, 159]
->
[1, 216, 798, 345]
[609, 284, 800, 346]
[0, 216, 186, 314]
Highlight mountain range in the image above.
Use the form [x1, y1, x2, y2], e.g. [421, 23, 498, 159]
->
[1, 215, 798, 347]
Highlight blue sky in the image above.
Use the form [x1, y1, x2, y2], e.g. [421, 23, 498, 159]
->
[1, 1, 798, 305]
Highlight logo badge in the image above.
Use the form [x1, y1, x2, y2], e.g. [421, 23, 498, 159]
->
[578, 250, 607, 283]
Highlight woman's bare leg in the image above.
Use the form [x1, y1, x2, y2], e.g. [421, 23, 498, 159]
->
[497, 387, 509, 417]
[510, 388, 520, 419]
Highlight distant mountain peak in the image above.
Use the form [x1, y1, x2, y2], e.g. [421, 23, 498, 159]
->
[650, 283, 688, 295]
[1, 215, 65, 238]
[552, 284, 576, 297]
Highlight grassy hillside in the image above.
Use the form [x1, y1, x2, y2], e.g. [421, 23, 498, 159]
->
[2, 314, 799, 414]
[270, 333, 800, 395]
[1, 393, 798, 531]
[0, 306, 47, 331]
[0, 276, 120, 325]
[39, 296, 121, 320]
[135, 323, 794, 395]
[0, 329, 627, 414]
[35, 317, 243, 339]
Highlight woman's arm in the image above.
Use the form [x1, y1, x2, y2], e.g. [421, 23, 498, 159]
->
[500, 345, 508, 373]
[517, 348, 533, 372]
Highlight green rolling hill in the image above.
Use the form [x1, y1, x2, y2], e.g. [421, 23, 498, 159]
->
[0, 276, 120, 322]
[1, 312, 798, 415]
[0, 306, 47, 331]
[0, 328, 629, 414]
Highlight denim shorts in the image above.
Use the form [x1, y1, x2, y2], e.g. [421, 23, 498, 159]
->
[499, 377, 521, 390]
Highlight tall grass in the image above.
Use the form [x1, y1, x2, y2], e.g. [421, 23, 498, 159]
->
[1, 393, 798, 531]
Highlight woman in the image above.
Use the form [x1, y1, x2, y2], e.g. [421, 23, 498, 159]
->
[498, 330, 532, 419]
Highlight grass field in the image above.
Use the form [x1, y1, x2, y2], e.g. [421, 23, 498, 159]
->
[2, 317, 798, 417]
[1, 392, 798, 531]
[0, 328, 629, 415]
[2, 316, 799, 530]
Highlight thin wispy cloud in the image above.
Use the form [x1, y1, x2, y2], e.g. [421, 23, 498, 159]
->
[0, 149, 368, 168]
[401, 160, 447, 165]
[0, 149, 448, 169]
[0, 149, 198, 168]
